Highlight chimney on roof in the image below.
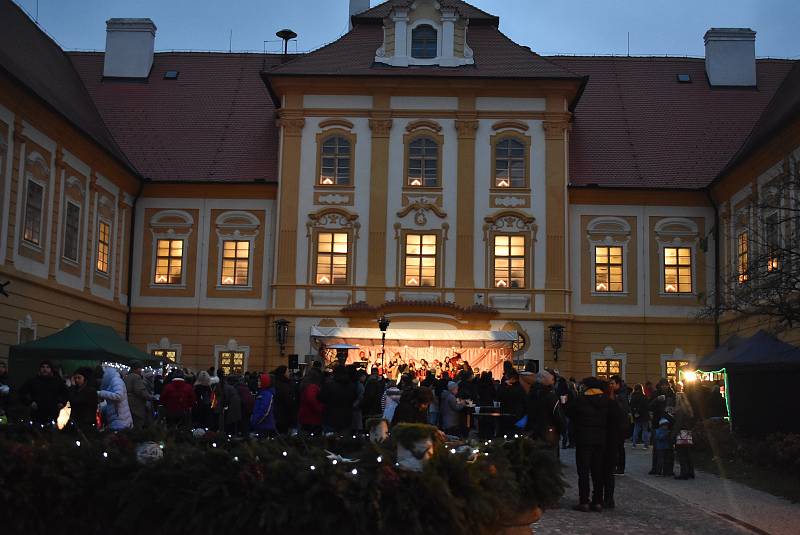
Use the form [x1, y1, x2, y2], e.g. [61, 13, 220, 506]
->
[349, 0, 370, 29]
[103, 18, 156, 79]
[704, 28, 756, 87]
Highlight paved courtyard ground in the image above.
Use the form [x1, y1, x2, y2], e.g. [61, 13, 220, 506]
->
[532, 444, 800, 535]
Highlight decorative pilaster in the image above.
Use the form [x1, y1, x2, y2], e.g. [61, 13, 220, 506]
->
[274, 100, 305, 309]
[365, 103, 392, 304]
[6, 117, 26, 265]
[47, 146, 65, 280]
[84, 174, 98, 291]
[454, 111, 479, 306]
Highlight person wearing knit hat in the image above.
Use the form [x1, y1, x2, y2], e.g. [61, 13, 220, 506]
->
[251, 373, 276, 435]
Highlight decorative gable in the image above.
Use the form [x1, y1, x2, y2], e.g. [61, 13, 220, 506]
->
[375, 0, 474, 67]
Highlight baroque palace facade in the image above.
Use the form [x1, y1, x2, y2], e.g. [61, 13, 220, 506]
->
[1, 0, 798, 383]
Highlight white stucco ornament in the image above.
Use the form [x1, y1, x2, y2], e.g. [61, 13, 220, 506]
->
[135, 442, 164, 464]
[396, 438, 434, 472]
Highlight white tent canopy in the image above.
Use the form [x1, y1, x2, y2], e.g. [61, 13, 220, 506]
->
[310, 326, 518, 348]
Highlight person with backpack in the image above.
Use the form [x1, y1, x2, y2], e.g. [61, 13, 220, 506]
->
[250, 373, 276, 436]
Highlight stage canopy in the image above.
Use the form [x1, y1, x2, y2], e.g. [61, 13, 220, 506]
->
[310, 326, 518, 348]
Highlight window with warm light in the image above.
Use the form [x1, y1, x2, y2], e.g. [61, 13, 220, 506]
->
[595, 246, 623, 292]
[62, 202, 81, 262]
[494, 138, 526, 188]
[411, 24, 437, 59]
[316, 232, 348, 285]
[154, 239, 183, 284]
[404, 234, 437, 287]
[219, 351, 245, 375]
[595, 359, 622, 381]
[494, 235, 525, 288]
[737, 232, 749, 284]
[151, 349, 177, 363]
[665, 359, 690, 383]
[663, 247, 692, 293]
[765, 212, 781, 272]
[23, 180, 44, 246]
[319, 136, 351, 186]
[407, 137, 439, 187]
[221, 240, 249, 286]
[96, 221, 111, 274]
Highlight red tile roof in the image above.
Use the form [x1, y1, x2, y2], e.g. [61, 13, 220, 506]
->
[0, 0, 132, 173]
[69, 52, 283, 182]
[267, 21, 580, 80]
[550, 56, 795, 189]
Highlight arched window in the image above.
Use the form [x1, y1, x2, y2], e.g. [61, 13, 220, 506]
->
[407, 136, 439, 187]
[494, 138, 526, 188]
[411, 25, 438, 59]
[319, 136, 351, 186]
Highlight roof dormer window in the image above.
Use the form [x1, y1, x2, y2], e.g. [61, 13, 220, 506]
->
[411, 24, 438, 59]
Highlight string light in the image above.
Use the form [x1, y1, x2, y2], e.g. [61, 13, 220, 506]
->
[450, 448, 456, 454]
[233, 456, 239, 462]
[75, 440, 81, 447]
[211, 442, 217, 448]
[282, 451, 288, 457]
[351, 468, 358, 476]
[102, 452, 108, 458]
[376, 456, 382, 463]
[310, 465, 316, 471]
[332, 459, 338, 465]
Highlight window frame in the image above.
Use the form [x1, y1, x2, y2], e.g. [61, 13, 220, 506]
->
[153, 238, 185, 286]
[219, 239, 252, 288]
[313, 230, 351, 286]
[404, 132, 442, 189]
[410, 23, 439, 60]
[490, 132, 531, 191]
[664, 359, 691, 384]
[402, 232, 440, 288]
[95, 219, 112, 275]
[594, 358, 623, 381]
[22, 178, 45, 248]
[593, 245, 624, 293]
[662, 245, 694, 294]
[764, 210, 781, 273]
[61, 200, 81, 263]
[492, 233, 528, 289]
[315, 129, 356, 188]
[736, 230, 749, 284]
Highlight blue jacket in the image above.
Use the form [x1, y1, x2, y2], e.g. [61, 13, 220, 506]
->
[250, 388, 276, 432]
[655, 426, 672, 450]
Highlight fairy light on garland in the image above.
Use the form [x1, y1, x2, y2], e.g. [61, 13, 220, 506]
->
[310, 465, 316, 471]
[75, 440, 81, 447]
[351, 468, 358, 476]
[103, 452, 108, 458]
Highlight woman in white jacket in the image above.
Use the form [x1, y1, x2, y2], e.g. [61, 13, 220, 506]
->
[98, 366, 133, 431]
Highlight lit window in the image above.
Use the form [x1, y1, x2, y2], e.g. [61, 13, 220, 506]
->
[765, 212, 781, 272]
[665, 359, 690, 383]
[319, 136, 351, 186]
[23, 180, 44, 245]
[664, 247, 692, 293]
[736, 232, 749, 284]
[62, 202, 81, 262]
[494, 138, 526, 188]
[595, 359, 622, 381]
[154, 239, 183, 285]
[407, 137, 438, 187]
[96, 221, 111, 274]
[411, 24, 437, 59]
[404, 234, 437, 287]
[316, 232, 349, 285]
[151, 349, 177, 363]
[219, 351, 245, 375]
[595, 246, 623, 292]
[221, 240, 250, 286]
[494, 235, 526, 288]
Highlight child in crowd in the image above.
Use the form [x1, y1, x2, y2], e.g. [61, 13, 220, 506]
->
[654, 417, 675, 476]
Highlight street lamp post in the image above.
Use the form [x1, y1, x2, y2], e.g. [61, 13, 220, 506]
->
[549, 324, 565, 362]
[274, 319, 290, 358]
[377, 315, 390, 373]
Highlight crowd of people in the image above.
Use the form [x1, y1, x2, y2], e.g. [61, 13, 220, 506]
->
[0, 356, 726, 514]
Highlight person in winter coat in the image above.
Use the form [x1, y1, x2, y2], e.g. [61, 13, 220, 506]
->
[160, 370, 195, 428]
[234, 375, 255, 435]
[673, 391, 696, 479]
[250, 373, 276, 435]
[609, 375, 630, 474]
[319, 365, 358, 433]
[124, 361, 154, 429]
[497, 370, 527, 435]
[193, 371, 213, 428]
[361, 368, 385, 421]
[391, 386, 434, 427]
[352, 369, 367, 431]
[440, 381, 466, 436]
[648, 380, 675, 475]
[629, 384, 651, 448]
[212, 373, 242, 434]
[602, 380, 630, 509]
[654, 417, 674, 476]
[68, 367, 97, 431]
[271, 366, 297, 434]
[97, 366, 133, 431]
[527, 370, 564, 454]
[566, 377, 612, 512]
[18, 360, 69, 425]
[298, 367, 325, 433]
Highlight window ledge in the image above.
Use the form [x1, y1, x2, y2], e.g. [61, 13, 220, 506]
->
[658, 292, 697, 298]
[94, 271, 111, 279]
[403, 185, 443, 193]
[21, 240, 43, 253]
[590, 291, 630, 297]
[314, 184, 355, 190]
[215, 285, 254, 292]
[61, 256, 81, 267]
[149, 283, 187, 290]
[490, 187, 530, 194]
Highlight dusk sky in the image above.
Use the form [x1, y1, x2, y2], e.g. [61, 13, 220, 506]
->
[13, 0, 800, 58]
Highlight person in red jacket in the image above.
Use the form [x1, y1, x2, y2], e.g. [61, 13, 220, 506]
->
[298, 367, 325, 434]
[159, 370, 196, 428]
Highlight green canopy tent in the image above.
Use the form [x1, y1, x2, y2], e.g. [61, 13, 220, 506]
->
[8, 321, 163, 387]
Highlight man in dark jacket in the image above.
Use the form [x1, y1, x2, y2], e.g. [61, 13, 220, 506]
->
[566, 377, 611, 512]
[124, 361, 154, 429]
[391, 386, 434, 427]
[271, 366, 297, 434]
[68, 367, 98, 431]
[497, 370, 527, 435]
[361, 367, 385, 421]
[319, 365, 358, 433]
[19, 360, 69, 425]
[527, 370, 564, 456]
[603, 382, 629, 509]
[609, 375, 630, 474]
